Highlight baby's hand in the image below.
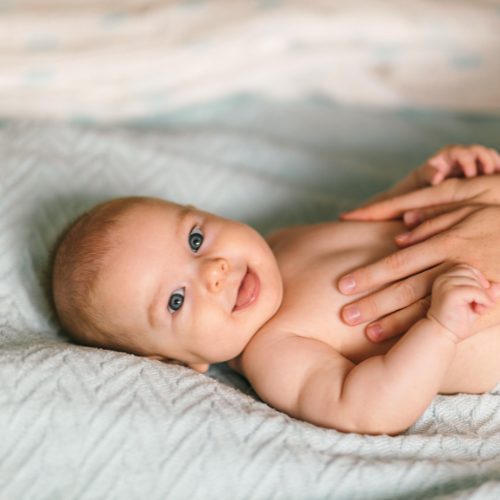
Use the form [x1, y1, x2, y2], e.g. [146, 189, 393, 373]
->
[418, 144, 500, 186]
[427, 265, 500, 343]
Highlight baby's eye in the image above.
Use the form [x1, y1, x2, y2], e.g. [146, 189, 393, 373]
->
[189, 227, 203, 252]
[168, 288, 184, 314]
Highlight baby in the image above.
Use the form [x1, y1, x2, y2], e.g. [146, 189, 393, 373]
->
[52, 144, 500, 435]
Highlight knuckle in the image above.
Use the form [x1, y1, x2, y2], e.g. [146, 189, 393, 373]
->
[385, 251, 406, 272]
[433, 274, 446, 289]
[421, 215, 438, 233]
[363, 296, 380, 318]
[395, 281, 417, 305]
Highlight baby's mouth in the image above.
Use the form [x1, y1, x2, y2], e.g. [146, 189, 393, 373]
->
[233, 267, 260, 311]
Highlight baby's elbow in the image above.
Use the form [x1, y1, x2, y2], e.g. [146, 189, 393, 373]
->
[345, 414, 413, 436]
[332, 420, 409, 436]
[311, 409, 413, 436]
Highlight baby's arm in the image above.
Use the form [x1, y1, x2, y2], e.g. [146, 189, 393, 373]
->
[243, 265, 498, 435]
[360, 145, 500, 207]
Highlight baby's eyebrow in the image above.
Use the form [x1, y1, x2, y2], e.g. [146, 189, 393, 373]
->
[176, 205, 192, 226]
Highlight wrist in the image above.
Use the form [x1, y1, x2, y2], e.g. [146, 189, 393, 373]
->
[425, 313, 460, 344]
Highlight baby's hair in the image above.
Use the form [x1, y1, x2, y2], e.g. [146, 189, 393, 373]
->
[51, 196, 159, 353]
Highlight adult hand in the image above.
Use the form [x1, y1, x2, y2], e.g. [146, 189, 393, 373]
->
[342, 174, 500, 227]
[356, 145, 500, 208]
[338, 204, 500, 342]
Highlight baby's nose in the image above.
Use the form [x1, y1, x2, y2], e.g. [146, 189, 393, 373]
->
[202, 258, 229, 293]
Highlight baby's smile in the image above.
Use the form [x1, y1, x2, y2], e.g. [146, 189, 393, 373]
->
[233, 267, 260, 311]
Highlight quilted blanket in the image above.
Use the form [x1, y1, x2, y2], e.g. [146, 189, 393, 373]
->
[2, 97, 500, 499]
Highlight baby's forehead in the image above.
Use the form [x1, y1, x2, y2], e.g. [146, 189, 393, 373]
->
[116, 199, 185, 227]
[108, 200, 192, 252]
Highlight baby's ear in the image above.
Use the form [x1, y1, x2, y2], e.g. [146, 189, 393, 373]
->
[146, 355, 185, 367]
[187, 363, 210, 373]
[146, 355, 171, 363]
[146, 355, 209, 373]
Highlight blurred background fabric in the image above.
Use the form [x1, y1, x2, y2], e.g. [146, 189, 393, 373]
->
[1, 0, 500, 122]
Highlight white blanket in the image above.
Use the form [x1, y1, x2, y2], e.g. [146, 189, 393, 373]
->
[2, 98, 500, 499]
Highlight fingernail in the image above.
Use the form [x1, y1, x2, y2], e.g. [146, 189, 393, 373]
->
[343, 306, 360, 324]
[404, 211, 422, 226]
[367, 324, 382, 341]
[396, 232, 411, 242]
[339, 276, 356, 293]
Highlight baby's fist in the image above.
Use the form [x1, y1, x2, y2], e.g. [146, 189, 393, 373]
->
[428, 265, 500, 343]
[419, 144, 500, 186]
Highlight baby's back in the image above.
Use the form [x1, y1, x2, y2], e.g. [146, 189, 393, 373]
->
[251, 220, 500, 394]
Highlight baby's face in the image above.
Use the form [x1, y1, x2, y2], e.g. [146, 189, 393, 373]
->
[96, 200, 283, 371]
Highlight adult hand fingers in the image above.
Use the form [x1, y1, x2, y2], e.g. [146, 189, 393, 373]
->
[395, 206, 481, 247]
[340, 179, 464, 221]
[341, 263, 448, 326]
[450, 147, 477, 177]
[403, 202, 466, 228]
[338, 233, 449, 295]
[365, 296, 432, 342]
[420, 154, 453, 185]
[471, 145, 498, 174]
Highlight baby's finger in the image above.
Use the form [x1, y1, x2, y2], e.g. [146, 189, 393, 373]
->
[396, 206, 479, 247]
[487, 282, 500, 302]
[450, 148, 477, 177]
[421, 164, 444, 186]
[444, 284, 495, 312]
[466, 286, 495, 309]
[473, 303, 486, 315]
[471, 145, 496, 174]
[445, 264, 491, 290]
[423, 155, 453, 185]
[490, 148, 500, 171]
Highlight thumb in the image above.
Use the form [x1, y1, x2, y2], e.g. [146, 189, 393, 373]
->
[487, 282, 500, 302]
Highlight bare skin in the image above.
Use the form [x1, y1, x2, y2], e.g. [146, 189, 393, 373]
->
[84, 145, 500, 436]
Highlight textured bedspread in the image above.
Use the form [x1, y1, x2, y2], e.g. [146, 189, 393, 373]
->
[2, 98, 500, 499]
